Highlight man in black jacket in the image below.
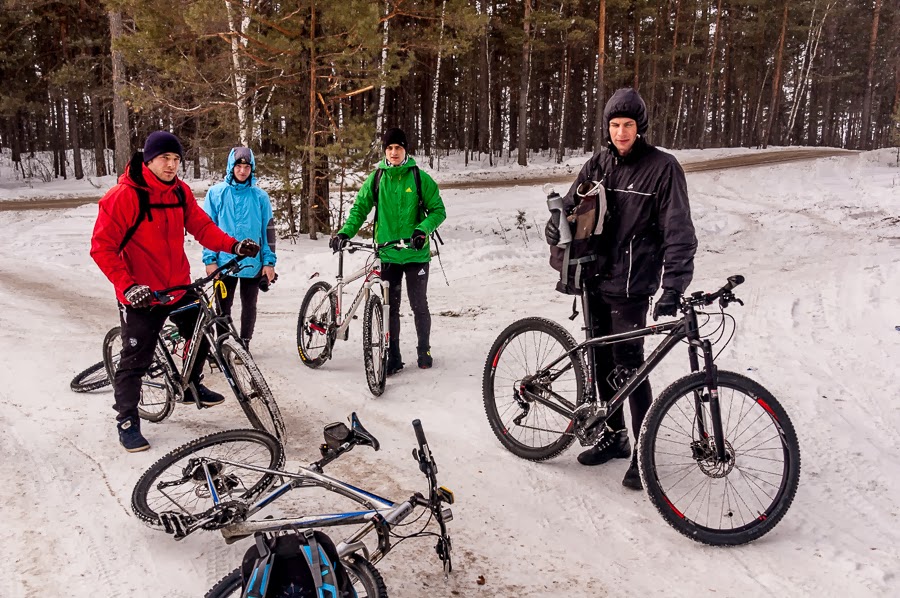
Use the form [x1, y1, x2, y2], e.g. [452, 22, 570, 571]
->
[546, 87, 698, 489]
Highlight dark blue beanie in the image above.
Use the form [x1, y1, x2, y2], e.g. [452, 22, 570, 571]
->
[143, 131, 184, 163]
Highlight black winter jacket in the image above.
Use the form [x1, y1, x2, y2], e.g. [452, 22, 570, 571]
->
[564, 138, 697, 297]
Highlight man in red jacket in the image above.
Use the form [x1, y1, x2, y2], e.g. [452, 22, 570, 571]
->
[91, 131, 260, 452]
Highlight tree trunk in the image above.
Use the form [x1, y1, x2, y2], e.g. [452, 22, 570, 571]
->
[67, 97, 84, 180]
[108, 9, 131, 174]
[762, 2, 789, 149]
[516, 0, 532, 166]
[700, 0, 724, 148]
[376, 0, 390, 135]
[661, 0, 681, 148]
[478, 2, 491, 155]
[557, 36, 571, 164]
[860, 0, 883, 149]
[429, 0, 447, 165]
[592, 0, 607, 152]
[821, 15, 837, 146]
[55, 96, 67, 179]
[89, 94, 107, 177]
[307, 1, 319, 240]
[226, 0, 250, 146]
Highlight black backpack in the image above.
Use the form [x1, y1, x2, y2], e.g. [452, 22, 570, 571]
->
[117, 151, 187, 253]
[240, 530, 357, 598]
[549, 187, 607, 295]
[371, 166, 444, 247]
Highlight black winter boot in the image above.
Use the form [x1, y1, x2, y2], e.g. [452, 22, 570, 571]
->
[622, 453, 643, 490]
[386, 341, 404, 376]
[577, 428, 631, 466]
[417, 346, 433, 369]
[117, 417, 150, 453]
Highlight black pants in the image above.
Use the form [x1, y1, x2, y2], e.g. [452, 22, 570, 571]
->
[113, 292, 211, 423]
[586, 292, 653, 436]
[381, 262, 431, 355]
[219, 275, 261, 341]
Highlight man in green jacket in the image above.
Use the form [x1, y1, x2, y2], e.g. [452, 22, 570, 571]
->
[331, 128, 446, 374]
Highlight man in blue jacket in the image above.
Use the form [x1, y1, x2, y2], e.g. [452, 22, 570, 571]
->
[203, 147, 277, 350]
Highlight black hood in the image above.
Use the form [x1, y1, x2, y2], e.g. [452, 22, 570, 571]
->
[603, 88, 649, 136]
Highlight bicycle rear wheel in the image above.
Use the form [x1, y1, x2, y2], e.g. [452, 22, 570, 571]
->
[297, 281, 337, 368]
[639, 370, 801, 546]
[362, 294, 386, 397]
[132, 428, 284, 529]
[102, 325, 175, 423]
[70, 361, 110, 393]
[221, 337, 285, 441]
[483, 317, 586, 461]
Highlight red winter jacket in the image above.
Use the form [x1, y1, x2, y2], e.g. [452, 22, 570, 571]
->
[91, 160, 238, 305]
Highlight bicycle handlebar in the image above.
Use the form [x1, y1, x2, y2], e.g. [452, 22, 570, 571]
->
[412, 419, 427, 452]
[686, 274, 745, 309]
[343, 238, 413, 254]
[153, 257, 250, 304]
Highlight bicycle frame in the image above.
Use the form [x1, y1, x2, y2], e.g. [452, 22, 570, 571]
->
[518, 297, 728, 460]
[329, 248, 388, 343]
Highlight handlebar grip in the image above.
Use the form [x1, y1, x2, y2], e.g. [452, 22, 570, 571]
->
[724, 274, 745, 291]
[412, 419, 427, 449]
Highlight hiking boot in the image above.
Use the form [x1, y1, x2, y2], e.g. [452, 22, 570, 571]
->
[117, 417, 150, 453]
[193, 383, 226, 407]
[417, 347, 433, 369]
[577, 428, 631, 466]
[622, 453, 643, 490]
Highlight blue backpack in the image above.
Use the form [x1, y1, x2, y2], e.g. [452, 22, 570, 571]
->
[240, 530, 357, 598]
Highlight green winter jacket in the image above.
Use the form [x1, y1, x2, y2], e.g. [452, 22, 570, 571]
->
[339, 157, 446, 264]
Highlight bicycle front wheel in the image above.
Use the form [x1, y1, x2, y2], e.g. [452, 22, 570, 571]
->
[483, 317, 586, 461]
[221, 338, 285, 441]
[344, 553, 388, 598]
[639, 370, 801, 546]
[204, 569, 241, 598]
[103, 325, 175, 423]
[70, 361, 110, 393]
[132, 428, 284, 529]
[362, 294, 386, 397]
[297, 281, 337, 368]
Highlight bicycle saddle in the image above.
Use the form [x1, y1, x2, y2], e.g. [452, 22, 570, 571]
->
[350, 412, 380, 451]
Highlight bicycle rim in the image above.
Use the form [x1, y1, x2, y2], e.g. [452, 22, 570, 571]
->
[70, 361, 110, 393]
[344, 554, 388, 598]
[103, 326, 175, 423]
[641, 371, 801, 545]
[363, 295, 386, 397]
[222, 338, 285, 441]
[132, 429, 284, 528]
[297, 281, 336, 368]
[483, 318, 584, 461]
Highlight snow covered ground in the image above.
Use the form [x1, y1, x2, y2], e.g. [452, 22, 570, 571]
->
[1, 147, 898, 597]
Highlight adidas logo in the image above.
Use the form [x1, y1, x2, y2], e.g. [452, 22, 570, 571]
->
[627, 183, 634, 190]
[418, 268, 426, 275]
[406, 187, 413, 192]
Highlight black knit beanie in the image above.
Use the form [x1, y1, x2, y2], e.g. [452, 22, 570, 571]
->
[381, 128, 408, 151]
[143, 131, 184, 163]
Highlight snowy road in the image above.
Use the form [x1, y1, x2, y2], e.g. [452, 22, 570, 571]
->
[0, 148, 898, 597]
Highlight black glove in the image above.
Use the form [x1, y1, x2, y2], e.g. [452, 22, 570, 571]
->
[329, 233, 349, 252]
[233, 238, 260, 257]
[652, 289, 681, 321]
[258, 273, 278, 292]
[124, 284, 153, 309]
[545, 217, 560, 246]
[411, 229, 427, 250]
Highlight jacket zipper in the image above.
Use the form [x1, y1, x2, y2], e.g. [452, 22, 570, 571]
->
[626, 236, 634, 297]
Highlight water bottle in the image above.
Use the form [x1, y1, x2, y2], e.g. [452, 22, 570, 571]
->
[544, 183, 572, 246]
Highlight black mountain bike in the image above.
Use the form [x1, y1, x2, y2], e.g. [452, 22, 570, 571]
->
[483, 275, 800, 546]
[104, 258, 284, 440]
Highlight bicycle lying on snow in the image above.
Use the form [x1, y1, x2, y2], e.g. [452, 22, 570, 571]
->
[296, 238, 411, 396]
[483, 275, 800, 546]
[131, 414, 455, 597]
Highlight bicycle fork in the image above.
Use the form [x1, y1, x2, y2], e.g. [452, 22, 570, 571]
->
[686, 310, 728, 463]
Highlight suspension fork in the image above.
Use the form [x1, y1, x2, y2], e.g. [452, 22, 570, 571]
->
[685, 307, 715, 444]
[700, 339, 727, 461]
[580, 291, 598, 402]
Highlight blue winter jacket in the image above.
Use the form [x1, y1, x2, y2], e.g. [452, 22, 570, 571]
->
[202, 148, 277, 277]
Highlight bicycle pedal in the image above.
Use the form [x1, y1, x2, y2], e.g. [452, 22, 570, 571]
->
[159, 512, 188, 538]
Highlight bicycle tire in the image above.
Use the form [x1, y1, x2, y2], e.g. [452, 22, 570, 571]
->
[204, 568, 241, 598]
[362, 294, 386, 397]
[344, 553, 389, 598]
[639, 370, 801, 546]
[221, 337, 286, 441]
[297, 280, 337, 368]
[70, 361, 110, 393]
[102, 325, 176, 423]
[132, 428, 284, 529]
[483, 317, 586, 461]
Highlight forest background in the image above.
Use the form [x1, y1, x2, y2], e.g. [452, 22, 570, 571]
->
[1, 0, 897, 237]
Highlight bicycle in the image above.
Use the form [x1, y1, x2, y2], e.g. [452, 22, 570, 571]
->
[130, 414, 455, 598]
[103, 258, 284, 440]
[296, 238, 411, 396]
[483, 275, 801, 546]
